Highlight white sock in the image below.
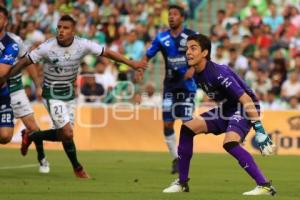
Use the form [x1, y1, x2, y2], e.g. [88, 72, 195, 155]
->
[165, 133, 178, 159]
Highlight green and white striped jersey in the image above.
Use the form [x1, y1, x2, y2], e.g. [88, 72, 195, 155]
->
[28, 36, 104, 100]
[7, 32, 28, 93]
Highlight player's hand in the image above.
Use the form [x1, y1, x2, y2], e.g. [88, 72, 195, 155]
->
[131, 60, 147, 71]
[253, 121, 275, 156]
[183, 67, 195, 80]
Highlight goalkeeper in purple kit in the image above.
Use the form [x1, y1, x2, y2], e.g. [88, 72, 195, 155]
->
[163, 34, 276, 196]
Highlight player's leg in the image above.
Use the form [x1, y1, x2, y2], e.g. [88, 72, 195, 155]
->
[21, 114, 50, 173]
[0, 99, 14, 144]
[60, 99, 89, 178]
[162, 94, 178, 173]
[163, 108, 225, 193]
[0, 127, 13, 144]
[11, 89, 49, 172]
[163, 121, 178, 173]
[223, 115, 276, 196]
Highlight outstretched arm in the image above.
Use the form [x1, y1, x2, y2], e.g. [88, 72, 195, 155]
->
[0, 56, 33, 87]
[102, 49, 147, 71]
[9, 56, 33, 78]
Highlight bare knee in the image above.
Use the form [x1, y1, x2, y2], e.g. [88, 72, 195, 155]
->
[0, 128, 13, 144]
[59, 124, 73, 141]
[21, 115, 39, 132]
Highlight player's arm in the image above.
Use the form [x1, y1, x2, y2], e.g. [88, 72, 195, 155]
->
[6, 56, 33, 79]
[0, 63, 12, 80]
[239, 93, 275, 156]
[217, 73, 275, 156]
[0, 43, 20, 87]
[26, 63, 42, 100]
[102, 49, 147, 71]
[184, 66, 195, 80]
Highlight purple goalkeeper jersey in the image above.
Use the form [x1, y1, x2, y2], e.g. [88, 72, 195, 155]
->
[194, 61, 259, 110]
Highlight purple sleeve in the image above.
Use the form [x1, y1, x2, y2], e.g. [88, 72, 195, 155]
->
[146, 35, 161, 59]
[216, 72, 245, 100]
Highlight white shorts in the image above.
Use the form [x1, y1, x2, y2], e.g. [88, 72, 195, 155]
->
[43, 98, 76, 129]
[10, 89, 34, 118]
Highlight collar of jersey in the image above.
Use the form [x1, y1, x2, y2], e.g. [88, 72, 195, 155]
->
[56, 37, 74, 47]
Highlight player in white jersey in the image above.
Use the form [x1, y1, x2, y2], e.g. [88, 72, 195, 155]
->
[1, 15, 147, 178]
[7, 32, 49, 174]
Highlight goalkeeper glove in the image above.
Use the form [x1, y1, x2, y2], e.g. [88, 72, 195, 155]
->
[252, 121, 275, 156]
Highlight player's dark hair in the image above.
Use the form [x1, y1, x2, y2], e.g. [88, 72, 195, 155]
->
[187, 34, 211, 60]
[0, 6, 8, 18]
[59, 15, 76, 26]
[168, 4, 185, 17]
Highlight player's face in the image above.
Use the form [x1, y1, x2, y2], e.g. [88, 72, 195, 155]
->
[186, 40, 205, 66]
[57, 20, 75, 44]
[168, 8, 183, 29]
[0, 12, 7, 32]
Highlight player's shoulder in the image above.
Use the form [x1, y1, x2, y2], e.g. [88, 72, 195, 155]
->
[74, 36, 97, 46]
[183, 28, 197, 36]
[37, 38, 56, 50]
[1, 33, 19, 53]
[7, 32, 23, 44]
[208, 61, 232, 79]
[2, 33, 18, 47]
[155, 30, 171, 41]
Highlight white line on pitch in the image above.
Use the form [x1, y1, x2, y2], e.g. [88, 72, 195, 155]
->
[0, 164, 38, 170]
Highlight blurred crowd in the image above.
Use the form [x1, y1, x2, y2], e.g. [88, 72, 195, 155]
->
[2, 0, 300, 110]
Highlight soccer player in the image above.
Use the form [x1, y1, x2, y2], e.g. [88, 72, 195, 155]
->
[162, 34, 277, 195]
[143, 5, 197, 174]
[1, 15, 147, 178]
[0, 7, 19, 145]
[8, 32, 50, 174]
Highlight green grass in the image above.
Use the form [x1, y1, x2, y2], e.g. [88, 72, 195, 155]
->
[0, 148, 299, 200]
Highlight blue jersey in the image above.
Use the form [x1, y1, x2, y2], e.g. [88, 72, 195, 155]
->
[0, 33, 19, 99]
[146, 28, 197, 93]
[194, 61, 259, 110]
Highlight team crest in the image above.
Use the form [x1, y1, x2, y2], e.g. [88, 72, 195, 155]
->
[179, 39, 187, 46]
[64, 50, 71, 60]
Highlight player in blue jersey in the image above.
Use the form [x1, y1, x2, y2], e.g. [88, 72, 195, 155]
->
[163, 34, 277, 195]
[0, 6, 19, 144]
[143, 5, 197, 174]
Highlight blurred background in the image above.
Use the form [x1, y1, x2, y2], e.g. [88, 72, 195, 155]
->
[3, 0, 300, 109]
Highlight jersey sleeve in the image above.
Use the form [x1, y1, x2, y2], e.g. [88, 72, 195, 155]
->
[28, 42, 48, 63]
[146, 35, 161, 59]
[82, 39, 104, 56]
[0, 43, 19, 65]
[215, 70, 245, 100]
[18, 42, 29, 58]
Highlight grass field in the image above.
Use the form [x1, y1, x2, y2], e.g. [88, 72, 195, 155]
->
[0, 148, 299, 200]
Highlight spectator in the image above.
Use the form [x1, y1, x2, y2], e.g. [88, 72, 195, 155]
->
[263, 3, 283, 33]
[288, 96, 300, 109]
[260, 89, 286, 110]
[212, 45, 229, 65]
[281, 71, 300, 101]
[289, 29, 300, 58]
[94, 59, 117, 92]
[241, 35, 256, 58]
[81, 72, 105, 103]
[124, 30, 145, 60]
[245, 57, 259, 87]
[252, 68, 272, 97]
[228, 47, 249, 77]
[141, 83, 161, 107]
